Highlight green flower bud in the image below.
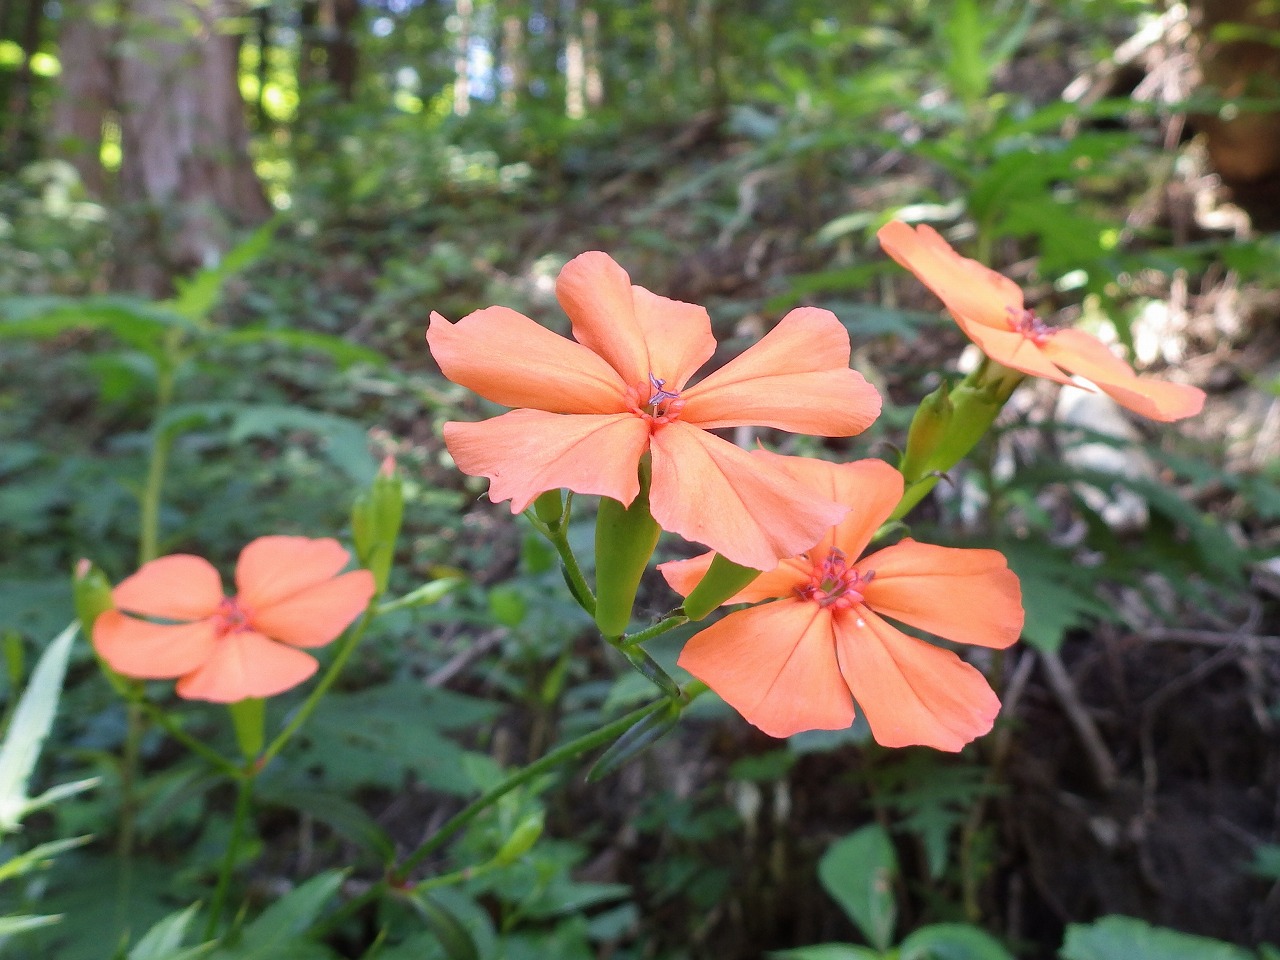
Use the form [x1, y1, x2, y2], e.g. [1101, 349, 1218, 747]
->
[533, 489, 565, 528]
[352, 457, 404, 595]
[494, 811, 544, 865]
[682, 554, 762, 621]
[593, 462, 661, 639]
[72, 559, 114, 640]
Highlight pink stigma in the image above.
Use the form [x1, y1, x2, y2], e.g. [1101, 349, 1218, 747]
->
[796, 548, 875, 610]
[624, 373, 686, 429]
[1006, 306, 1056, 344]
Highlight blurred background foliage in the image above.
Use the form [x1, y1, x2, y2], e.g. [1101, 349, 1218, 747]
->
[1, 0, 1279, 957]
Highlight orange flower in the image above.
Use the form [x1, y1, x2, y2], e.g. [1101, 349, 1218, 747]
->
[92, 537, 376, 703]
[427, 252, 882, 570]
[876, 221, 1205, 422]
[661, 456, 1023, 749]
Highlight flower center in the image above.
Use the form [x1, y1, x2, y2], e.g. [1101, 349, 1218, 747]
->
[796, 547, 874, 610]
[624, 372, 686, 429]
[212, 596, 253, 639]
[1006, 306, 1056, 344]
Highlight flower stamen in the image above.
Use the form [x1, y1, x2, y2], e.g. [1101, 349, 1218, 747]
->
[624, 373, 686, 429]
[797, 547, 874, 610]
[212, 596, 252, 639]
[1005, 306, 1056, 344]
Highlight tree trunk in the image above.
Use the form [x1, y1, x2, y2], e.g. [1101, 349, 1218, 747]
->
[49, 0, 113, 196]
[499, 0, 526, 111]
[0, 0, 45, 169]
[453, 0, 473, 115]
[115, 0, 270, 294]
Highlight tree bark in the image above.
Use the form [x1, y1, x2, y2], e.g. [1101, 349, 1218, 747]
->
[0, 0, 45, 169]
[115, 0, 270, 293]
[49, 0, 113, 196]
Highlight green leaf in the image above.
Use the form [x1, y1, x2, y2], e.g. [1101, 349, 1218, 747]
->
[213, 870, 345, 960]
[213, 328, 385, 369]
[942, 0, 988, 104]
[408, 891, 479, 960]
[0, 295, 197, 351]
[0, 834, 92, 884]
[901, 923, 1014, 960]
[0, 914, 63, 937]
[1060, 916, 1254, 960]
[0, 622, 84, 832]
[257, 787, 395, 863]
[818, 825, 898, 951]
[769, 946, 881, 960]
[129, 904, 215, 960]
[168, 221, 276, 322]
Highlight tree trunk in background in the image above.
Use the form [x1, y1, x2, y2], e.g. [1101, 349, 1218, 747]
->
[583, 4, 602, 110]
[654, 0, 675, 109]
[0, 0, 45, 169]
[453, 0, 473, 115]
[499, 0, 526, 111]
[1191, 0, 1280, 226]
[300, 0, 361, 101]
[563, 0, 583, 118]
[116, 0, 270, 294]
[50, 0, 113, 196]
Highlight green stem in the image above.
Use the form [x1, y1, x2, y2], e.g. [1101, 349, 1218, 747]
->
[391, 696, 672, 885]
[138, 339, 179, 566]
[206, 772, 254, 939]
[619, 613, 688, 649]
[133, 697, 239, 776]
[258, 604, 375, 768]
[550, 527, 595, 616]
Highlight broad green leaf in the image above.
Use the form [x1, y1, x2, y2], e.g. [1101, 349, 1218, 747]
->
[901, 923, 1015, 960]
[257, 787, 395, 863]
[213, 328, 385, 369]
[213, 870, 345, 960]
[129, 904, 214, 960]
[1060, 915, 1254, 960]
[168, 220, 276, 322]
[408, 891, 479, 960]
[0, 296, 196, 350]
[0, 622, 83, 832]
[942, 0, 988, 104]
[818, 825, 898, 952]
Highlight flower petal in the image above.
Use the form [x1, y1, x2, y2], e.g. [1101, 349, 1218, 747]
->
[677, 600, 854, 738]
[631, 286, 716, 391]
[649, 424, 847, 570]
[175, 631, 318, 703]
[751, 454, 904, 561]
[92, 611, 217, 679]
[835, 606, 1001, 751]
[556, 252, 649, 385]
[235, 536, 352, 611]
[955, 321, 1075, 385]
[444, 410, 651, 512]
[250, 570, 376, 648]
[681, 308, 881, 435]
[877, 222, 1023, 331]
[860, 540, 1023, 649]
[427, 307, 627, 414]
[112, 555, 224, 621]
[1040, 328, 1205, 422]
[658, 552, 810, 604]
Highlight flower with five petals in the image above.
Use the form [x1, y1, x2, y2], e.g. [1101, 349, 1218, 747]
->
[427, 252, 882, 570]
[92, 536, 376, 703]
[877, 221, 1205, 422]
[661, 456, 1023, 749]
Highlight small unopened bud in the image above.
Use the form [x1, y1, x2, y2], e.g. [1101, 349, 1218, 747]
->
[352, 460, 404, 595]
[72, 559, 114, 639]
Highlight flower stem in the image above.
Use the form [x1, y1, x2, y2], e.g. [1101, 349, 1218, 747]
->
[138, 337, 179, 566]
[389, 695, 673, 885]
[206, 771, 254, 939]
[526, 498, 596, 616]
[133, 696, 240, 776]
[618, 613, 688, 649]
[258, 604, 376, 769]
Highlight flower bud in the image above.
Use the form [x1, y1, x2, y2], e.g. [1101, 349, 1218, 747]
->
[352, 457, 404, 595]
[533, 489, 565, 528]
[72, 559, 114, 640]
[593, 462, 661, 639]
[682, 554, 762, 621]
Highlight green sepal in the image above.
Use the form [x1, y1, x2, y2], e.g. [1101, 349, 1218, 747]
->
[593, 462, 661, 638]
[351, 458, 404, 595]
[682, 554, 762, 621]
[228, 697, 265, 761]
[620, 645, 682, 702]
[587, 700, 681, 781]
